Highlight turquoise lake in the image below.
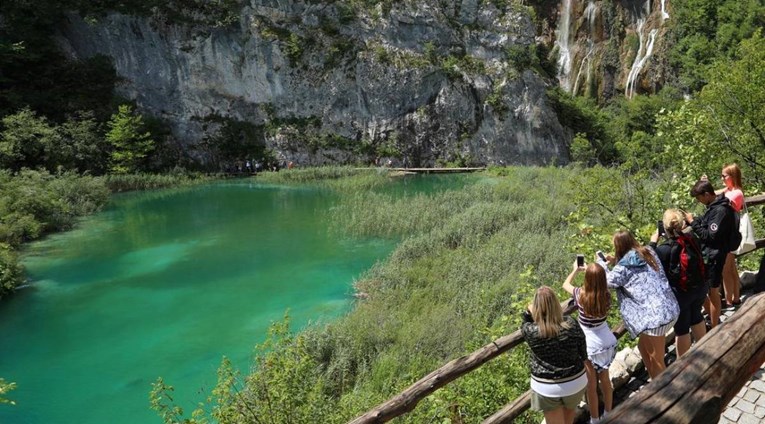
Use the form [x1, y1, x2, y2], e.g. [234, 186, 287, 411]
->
[0, 175, 470, 424]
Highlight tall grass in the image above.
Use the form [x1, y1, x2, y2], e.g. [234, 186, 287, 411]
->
[102, 169, 217, 192]
[255, 166, 396, 192]
[306, 167, 579, 422]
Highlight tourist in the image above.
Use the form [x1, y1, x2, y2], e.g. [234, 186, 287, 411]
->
[720, 164, 745, 308]
[650, 209, 707, 357]
[521, 286, 588, 424]
[562, 261, 616, 423]
[685, 180, 739, 328]
[597, 230, 679, 379]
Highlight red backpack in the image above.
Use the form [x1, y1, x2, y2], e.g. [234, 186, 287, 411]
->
[671, 234, 706, 291]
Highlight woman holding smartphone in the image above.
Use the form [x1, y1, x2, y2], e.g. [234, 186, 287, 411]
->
[562, 261, 616, 423]
[597, 230, 679, 379]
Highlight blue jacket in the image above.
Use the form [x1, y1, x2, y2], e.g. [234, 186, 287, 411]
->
[598, 249, 680, 338]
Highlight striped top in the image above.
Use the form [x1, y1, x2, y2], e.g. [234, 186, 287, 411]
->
[573, 287, 609, 328]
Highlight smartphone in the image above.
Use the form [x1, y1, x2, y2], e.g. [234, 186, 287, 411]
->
[657, 220, 665, 237]
[596, 251, 606, 262]
[576, 254, 585, 267]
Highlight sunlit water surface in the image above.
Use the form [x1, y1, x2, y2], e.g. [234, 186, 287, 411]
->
[0, 175, 472, 424]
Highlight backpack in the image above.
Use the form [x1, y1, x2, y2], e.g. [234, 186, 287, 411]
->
[669, 234, 706, 291]
[727, 204, 742, 253]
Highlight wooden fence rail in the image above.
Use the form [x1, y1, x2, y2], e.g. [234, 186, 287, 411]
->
[602, 292, 765, 423]
[350, 194, 765, 424]
[347, 301, 575, 424]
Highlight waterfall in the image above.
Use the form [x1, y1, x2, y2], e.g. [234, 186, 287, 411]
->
[572, 42, 593, 95]
[573, 1, 598, 95]
[584, 0, 597, 31]
[625, 17, 658, 98]
[661, 0, 669, 20]
[555, 0, 574, 92]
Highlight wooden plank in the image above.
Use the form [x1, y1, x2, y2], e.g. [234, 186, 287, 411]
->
[390, 167, 486, 174]
[745, 194, 765, 207]
[602, 293, 765, 424]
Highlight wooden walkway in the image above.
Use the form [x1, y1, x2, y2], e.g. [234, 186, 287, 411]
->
[605, 284, 765, 424]
[390, 167, 486, 174]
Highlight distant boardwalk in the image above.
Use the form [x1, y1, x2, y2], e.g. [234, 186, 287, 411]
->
[390, 167, 486, 174]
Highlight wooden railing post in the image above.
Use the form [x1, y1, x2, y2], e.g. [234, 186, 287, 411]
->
[602, 292, 765, 423]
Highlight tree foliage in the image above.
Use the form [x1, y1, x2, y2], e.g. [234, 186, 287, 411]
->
[106, 105, 155, 174]
[659, 30, 765, 190]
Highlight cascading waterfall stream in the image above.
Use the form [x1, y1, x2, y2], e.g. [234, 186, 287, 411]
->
[661, 0, 670, 20]
[572, 42, 593, 95]
[573, 1, 598, 95]
[625, 0, 659, 98]
[555, 0, 574, 92]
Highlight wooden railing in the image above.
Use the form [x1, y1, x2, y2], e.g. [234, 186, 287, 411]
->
[602, 292, 765, 423]
[348, 303, 628, 423]
[350, 194, 765, 424]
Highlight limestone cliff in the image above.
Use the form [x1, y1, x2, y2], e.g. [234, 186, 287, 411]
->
[55, 0, 570, 167]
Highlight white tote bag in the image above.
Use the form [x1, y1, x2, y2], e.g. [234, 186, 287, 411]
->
[735, 208, 757, 255]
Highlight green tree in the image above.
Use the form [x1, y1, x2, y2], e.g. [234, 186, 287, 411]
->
[55, 111, 109, 173]
[659, 30, 765, 190]
[106, 105, 154, 174]
[0, 108, 59, 171]
[698, 30, 765, 187]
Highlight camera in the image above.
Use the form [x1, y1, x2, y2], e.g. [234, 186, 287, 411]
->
[576, 254, 585, 267]
[657, 220, 666, 237]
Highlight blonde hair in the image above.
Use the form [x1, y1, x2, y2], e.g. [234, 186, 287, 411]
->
[532, 286, 568, 338]
[662, 209, 686, 239]
[580, 264, 610, 317]
[722, 163, 743, 189]
[612, 230, 659, 271]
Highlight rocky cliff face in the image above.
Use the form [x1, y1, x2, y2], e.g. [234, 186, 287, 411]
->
[55, 0, 571, 167]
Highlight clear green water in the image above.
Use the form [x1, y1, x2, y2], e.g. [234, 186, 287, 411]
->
[0, 178, 421, 424]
